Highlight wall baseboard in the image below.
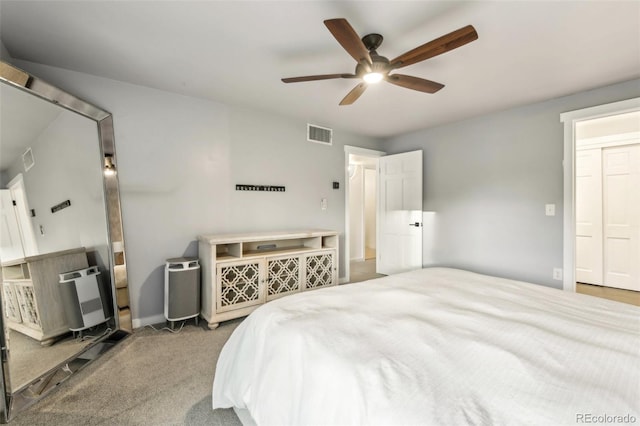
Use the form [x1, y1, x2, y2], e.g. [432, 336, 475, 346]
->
[133, 276, 352, 328]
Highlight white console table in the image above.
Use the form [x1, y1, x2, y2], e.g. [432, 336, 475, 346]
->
[198, 230, 339, 329]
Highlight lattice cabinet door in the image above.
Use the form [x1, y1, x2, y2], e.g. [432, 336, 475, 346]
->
[303, 250, 337, 290]
[2, 282, 22, 323]
[216, 259, 265, 313]
[266, 254, 301, 301]
[13, 282, 41, 330]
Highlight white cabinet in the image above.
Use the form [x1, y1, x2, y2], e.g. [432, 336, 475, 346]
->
[1, 248, 88, 345]
[198, 230, 339, 329]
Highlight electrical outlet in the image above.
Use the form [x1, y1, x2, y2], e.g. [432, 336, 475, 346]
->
[321, 198, 327, 210]
[553, 268, 563, 281]
[545, 204, 556, 216]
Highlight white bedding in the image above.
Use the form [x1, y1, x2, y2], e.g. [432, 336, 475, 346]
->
[212, 267, 640, 425]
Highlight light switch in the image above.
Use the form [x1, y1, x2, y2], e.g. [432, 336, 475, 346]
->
[545, 204, 555, 216]
[321, 198, 327, 210]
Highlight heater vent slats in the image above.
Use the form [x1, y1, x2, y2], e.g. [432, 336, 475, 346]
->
[307, 124, 332, 145]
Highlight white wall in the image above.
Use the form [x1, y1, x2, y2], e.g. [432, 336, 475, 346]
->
[364, 168, 376, 251]
[12, 60, 383, 325]
[348, 164, 364, 260]
[5, 110, 108, 258]
[0, 40, 11, 61]
[384, 78, 640, 288]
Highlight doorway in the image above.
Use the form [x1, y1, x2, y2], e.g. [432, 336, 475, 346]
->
[348, 155, 381, 283]
[0, 173, 38, 261]
[561, 97, 640, 305]
[574, 111, 639, 304]
[344, 146, 385, 283]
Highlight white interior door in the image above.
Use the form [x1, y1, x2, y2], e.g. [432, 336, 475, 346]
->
[0, 190, 25, 262]
[575, 149, 603, 284]
[8, 174, 38, 257]
[602, 143, 639, 291]
[377, 150, 423, 275]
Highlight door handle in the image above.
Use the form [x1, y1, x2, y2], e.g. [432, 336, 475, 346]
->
[409, 222, 422, 227]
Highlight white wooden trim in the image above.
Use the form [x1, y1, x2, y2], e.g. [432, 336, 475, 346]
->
[344, 145, 385, 283]
[7, 173, 38, 257]
[7, 174, 23, 192]
[576, 131, 640, 150]
[344, 145, 386, 157]
[560, 97, 640, 292]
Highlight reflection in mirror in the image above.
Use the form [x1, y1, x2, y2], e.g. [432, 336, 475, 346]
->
[0, 61, 130, 422]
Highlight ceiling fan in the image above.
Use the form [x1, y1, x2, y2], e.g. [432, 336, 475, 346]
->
[281, 18, 478, 105]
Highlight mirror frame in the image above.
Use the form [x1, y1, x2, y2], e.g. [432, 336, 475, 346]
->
[0, 61, 131, 422]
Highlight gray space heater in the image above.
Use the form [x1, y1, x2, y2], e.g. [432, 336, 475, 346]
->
[164, 257, 201, 326]
[59, 266, 111, 334]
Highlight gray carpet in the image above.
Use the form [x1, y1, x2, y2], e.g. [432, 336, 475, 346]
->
[10, 320, 244, 425]
[8, 324, 111, 392]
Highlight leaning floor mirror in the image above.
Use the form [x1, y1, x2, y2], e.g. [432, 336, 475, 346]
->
[0, 61, 131, 422]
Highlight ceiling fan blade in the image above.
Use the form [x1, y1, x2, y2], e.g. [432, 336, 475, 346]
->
[282, 74, 356, 83]
[324, 18, 372, 65]
[339, 82, 367, 105]
[386, 74, 444, 93]
[390, 25, 478, 69]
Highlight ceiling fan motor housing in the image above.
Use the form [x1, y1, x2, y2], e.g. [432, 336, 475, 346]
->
[355, 33, 390, 77]
[362, 33, 384, 51]
[370, 53, 390, 74]
[355, 58, 389, 77]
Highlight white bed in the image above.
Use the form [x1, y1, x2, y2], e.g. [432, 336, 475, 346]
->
[212, 267, 640, 425]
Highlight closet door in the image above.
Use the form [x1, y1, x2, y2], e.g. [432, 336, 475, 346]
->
[575, 149, 603, 285]
[602, 144, 640, 291]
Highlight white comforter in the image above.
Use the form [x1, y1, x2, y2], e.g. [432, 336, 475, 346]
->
[212, 267, 640, 426]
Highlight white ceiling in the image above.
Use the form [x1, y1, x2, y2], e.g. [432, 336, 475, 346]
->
[1, 1, 639, 138]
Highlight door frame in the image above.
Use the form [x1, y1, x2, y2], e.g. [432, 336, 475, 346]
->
[344, 145, 385, 283]
[7, 173, 38, 257]
[560, 97, 640, 292]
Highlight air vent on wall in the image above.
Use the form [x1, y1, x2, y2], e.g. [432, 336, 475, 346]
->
[22, 147, 34, 172]
[307, 124, 333, 145]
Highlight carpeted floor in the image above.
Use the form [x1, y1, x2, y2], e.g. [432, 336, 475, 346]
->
[10, 319, 244, 425]
[8, 323, 111, 392]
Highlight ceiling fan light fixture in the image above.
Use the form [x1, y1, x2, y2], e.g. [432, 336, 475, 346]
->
[363, 72, 383, 84]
